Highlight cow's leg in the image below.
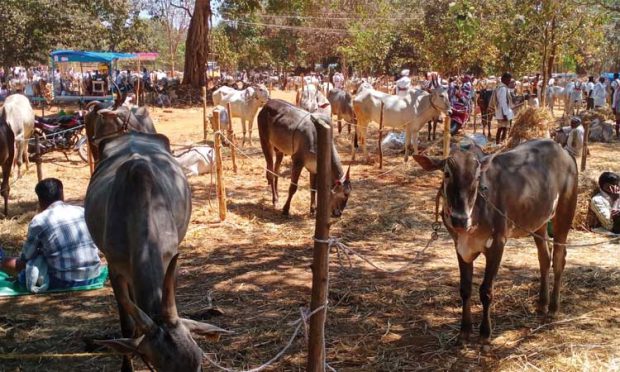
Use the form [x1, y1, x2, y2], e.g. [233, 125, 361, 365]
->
[412, 128, 419, 156]
[309, 173, 317, 215]
[427, 121, 432, 141]
[108, 273, 135, 372]
[273, 149, 284, 205]
[1, 166, 9, 216]
[246, 118, 253, 147]
[241, 119, 248, 147]
[261, 143, 277, 207]
[479, 236, 506, 345]
[338, 117, 342, 134]
[404, 127, 411, 162]
[457, 252, 477, 344]
[533, 226, 551, 315]
[282, 161, 303, 216]
[549, 195, 575, 316]
[432, 118, 438, 141]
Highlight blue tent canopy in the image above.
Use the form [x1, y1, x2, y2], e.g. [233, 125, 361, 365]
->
[51, 50, 136, 63]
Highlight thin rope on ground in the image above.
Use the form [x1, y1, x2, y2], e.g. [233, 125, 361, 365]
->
[203, 304, 330, 372]
[315, 228, 439, 274]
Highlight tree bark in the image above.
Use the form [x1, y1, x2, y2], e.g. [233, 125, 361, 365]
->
[182, 0, 210, 88]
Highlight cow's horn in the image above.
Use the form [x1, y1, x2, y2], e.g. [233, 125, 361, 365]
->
[162, 254, 180, 323]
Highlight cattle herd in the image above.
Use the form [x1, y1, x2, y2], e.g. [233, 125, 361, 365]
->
[0, 73, 593, 369]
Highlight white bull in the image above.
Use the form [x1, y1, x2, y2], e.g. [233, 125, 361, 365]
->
[3, 94, 34, 176]
[212, 84, 270, 146]
[174, 146, 214, 176]
[352, 87, 451, 162]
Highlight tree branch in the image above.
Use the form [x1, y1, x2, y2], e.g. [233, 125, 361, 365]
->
[170, 1, 192, 18]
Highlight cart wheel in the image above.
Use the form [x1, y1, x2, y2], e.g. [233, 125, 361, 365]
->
[78, 140, 89, 163]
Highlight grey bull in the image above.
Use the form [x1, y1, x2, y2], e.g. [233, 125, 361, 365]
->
[84, 132, 228, 372]
[413, 139, 577, 346]
[327, 88, 355, 134]
[258, 99, 351, 217]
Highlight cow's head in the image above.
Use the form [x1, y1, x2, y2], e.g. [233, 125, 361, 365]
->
[96, 255, 230, 372]
[331, 165, 352, 217]
[430, 87, 452, 115]
[85, 102, 155, 162]
[413, 146, 490, 232]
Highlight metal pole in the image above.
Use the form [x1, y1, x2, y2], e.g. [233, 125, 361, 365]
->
[34, 135, 43, 181]
[202, 86, 208, 142]
[378, 101, 384, 169]
[226, 102, 238, 174]
[213, 109, 227, 221]
[307, 118, 332, 372]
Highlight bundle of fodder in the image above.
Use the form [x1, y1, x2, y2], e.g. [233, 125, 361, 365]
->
[581, 106, 614, 124]
[505, 106, 553, 149]
[573, 169, 600, 230]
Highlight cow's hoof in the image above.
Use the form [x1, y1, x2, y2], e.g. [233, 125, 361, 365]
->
[282, 209, 290, 216]
[457, 332, 470, 346]
[480, 343, 492, 354]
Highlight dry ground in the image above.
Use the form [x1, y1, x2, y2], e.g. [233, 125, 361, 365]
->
[1, 90, 619, 371]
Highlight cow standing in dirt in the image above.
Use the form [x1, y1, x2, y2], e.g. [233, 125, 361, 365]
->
[85, 133, 228, 371]
[258, 99, 351, 217]
[413, 139, 577, 347]
[3, 94, 34, 176]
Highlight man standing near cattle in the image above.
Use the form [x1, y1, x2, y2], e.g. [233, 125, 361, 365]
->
[493, 72, 514, 145]
[0, 179, 101, 292]
[591, 172, 620, 234]
[395, 69, 412, 97]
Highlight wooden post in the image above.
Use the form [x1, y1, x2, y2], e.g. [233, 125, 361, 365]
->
[378, 101, 385, 169]
[443, 116, 451, 159]
[34, 135, 43, 181]
[226, 102, 238, 174]
[202, 86, 208, 142]
[269, 81, 273, 96]
[212, 110, 227, 221]
[581, 121, 590, 172]
[307, 118, 332, 372]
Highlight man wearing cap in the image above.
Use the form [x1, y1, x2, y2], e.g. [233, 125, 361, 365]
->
[395, 69, 411, 97]
[564, 116, 584, 159]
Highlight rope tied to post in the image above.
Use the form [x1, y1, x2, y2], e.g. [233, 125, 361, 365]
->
[203, 303, 332, 372]
[314, 223, 440, 273]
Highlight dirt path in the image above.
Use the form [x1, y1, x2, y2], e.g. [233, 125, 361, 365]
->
[1, 91, 619, 371]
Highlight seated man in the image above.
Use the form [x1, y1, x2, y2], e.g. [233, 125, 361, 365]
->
[590, 172, 620, 234]
[0, 178, 101, 291]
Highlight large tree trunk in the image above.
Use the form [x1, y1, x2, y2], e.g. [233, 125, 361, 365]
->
[182, 0, 210, 88]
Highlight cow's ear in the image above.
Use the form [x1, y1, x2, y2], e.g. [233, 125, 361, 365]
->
[412, 155, 445, 171]
[180, 318, 232, 341]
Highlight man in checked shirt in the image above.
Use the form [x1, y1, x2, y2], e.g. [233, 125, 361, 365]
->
[0, 178, 101, 291]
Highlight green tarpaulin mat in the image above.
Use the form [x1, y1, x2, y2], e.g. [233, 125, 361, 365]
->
[0, 266, 108, 297]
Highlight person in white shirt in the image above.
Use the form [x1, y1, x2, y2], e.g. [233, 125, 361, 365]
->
[590, 172, 620, 233]
[564, 117, 584, 159]
[494, 72, 514, 144]
[610, 73, 619, 106]
[332, 72, 344, 90]
[592, 77, 607, 108]
[585, 76, 595, 110]
[395, 69, 412, 97]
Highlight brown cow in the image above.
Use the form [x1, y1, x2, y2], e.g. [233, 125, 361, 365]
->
[413, 139, 577, 347]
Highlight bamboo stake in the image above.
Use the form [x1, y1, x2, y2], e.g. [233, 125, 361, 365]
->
[378, 101, 384, 169]
[581, 121, 590, 172]
[212, 110, 227, 221]
[443, 115, 451, 159]
[226, 102, 238, 174]
[34, 135, 43, 181]
[136, 59, 141, 107]
[307, 118, 332, 372]
[202, 86, 208, 142]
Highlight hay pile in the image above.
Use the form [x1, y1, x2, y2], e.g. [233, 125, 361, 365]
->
[581, 106, 614, 124]
[505, 107, 553, 149]
[574, 169, 599, 230]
